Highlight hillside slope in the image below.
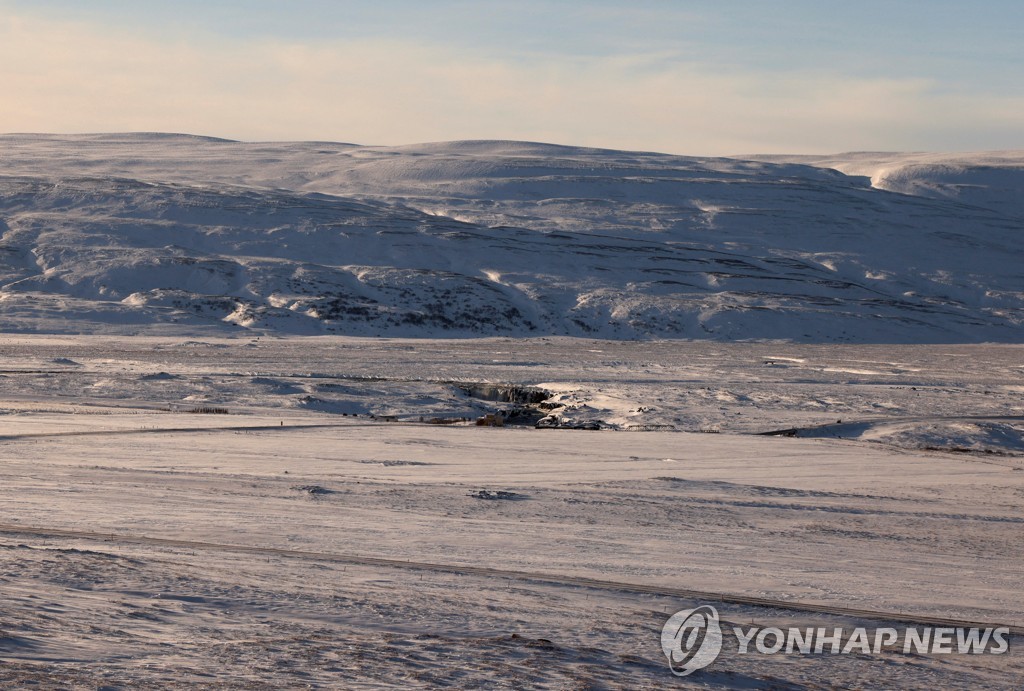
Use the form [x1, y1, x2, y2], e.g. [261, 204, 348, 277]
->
[1, 134, 1021, 341]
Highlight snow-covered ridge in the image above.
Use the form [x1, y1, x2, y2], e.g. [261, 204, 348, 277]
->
[1, 134, 1022, 341]
[747, 150, 1024, 209]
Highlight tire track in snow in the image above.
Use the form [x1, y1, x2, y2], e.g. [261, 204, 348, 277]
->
[1, 523, 1019, 636]
[0, 420, 408, 441]
[758, 414, 1024, 437]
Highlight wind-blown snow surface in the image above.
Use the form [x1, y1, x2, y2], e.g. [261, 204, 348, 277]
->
[1, 134, 1022, 341]
[1, 336, 1023, 688]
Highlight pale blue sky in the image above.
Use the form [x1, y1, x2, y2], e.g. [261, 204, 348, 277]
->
[1, 1, 1021, 153]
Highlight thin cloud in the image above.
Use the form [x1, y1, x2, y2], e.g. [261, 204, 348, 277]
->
[1, 12, 1020, 154]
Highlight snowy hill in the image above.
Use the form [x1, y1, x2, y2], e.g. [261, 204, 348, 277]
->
[1, 134, 1022, 341]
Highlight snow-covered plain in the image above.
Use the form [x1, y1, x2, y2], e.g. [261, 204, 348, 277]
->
[1, 335, 1022, 688]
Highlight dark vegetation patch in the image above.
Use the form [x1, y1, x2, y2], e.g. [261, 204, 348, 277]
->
[468, 490, 528, 501]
